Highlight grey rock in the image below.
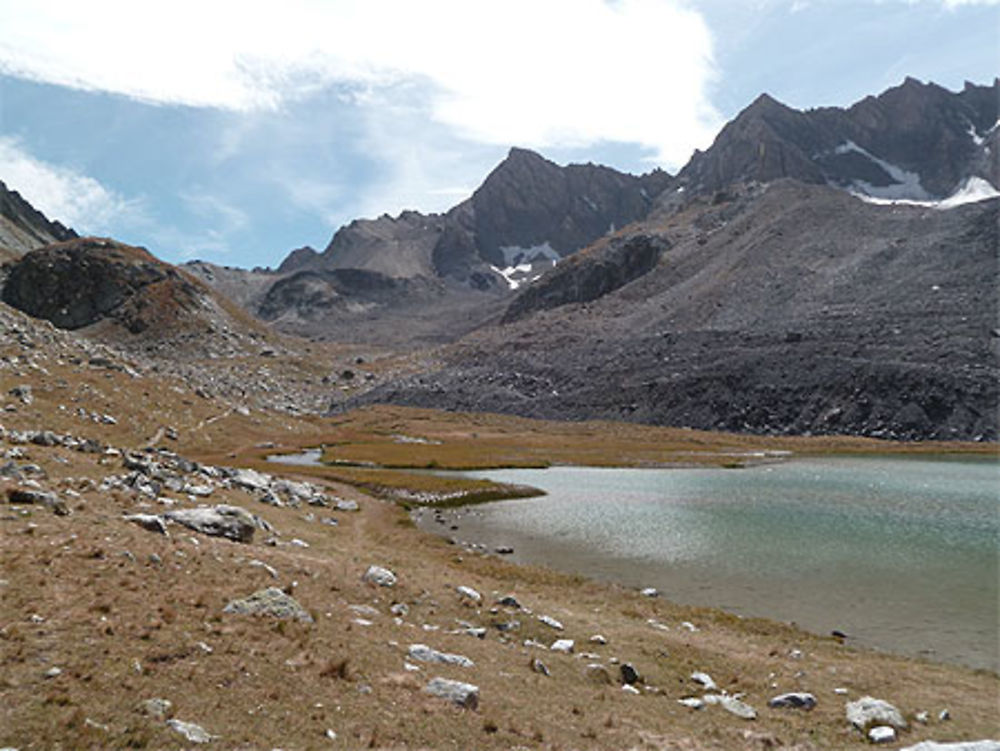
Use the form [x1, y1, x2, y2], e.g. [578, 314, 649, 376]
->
[768, 692, 817, 710]
[334, 498, 359, 512]
[223, 587, 314, 623]
[167, 719, 215, 744]
[408, 643, 474, 668]
[424, 677, 479, 709]
[125, 513, 168, 535]
[164, 505, 255, 543]
[362, 565, 397, 587]
[706, 694, 757, 720]
[230, 468, 271, 492]
[9, 385, 32, 405]
[846, 696, 908, 731]
[6, 487, 68, 515]
[496, 594, 521, 608]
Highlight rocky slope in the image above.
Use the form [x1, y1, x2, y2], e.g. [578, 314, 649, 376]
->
[349, 181, 1000, 441]
[0, 179, 76, 262]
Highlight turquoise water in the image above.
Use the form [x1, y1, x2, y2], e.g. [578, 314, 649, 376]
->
[418, 456, 999, 670]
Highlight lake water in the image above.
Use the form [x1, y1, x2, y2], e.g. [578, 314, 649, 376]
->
[416, 456, 999, 671]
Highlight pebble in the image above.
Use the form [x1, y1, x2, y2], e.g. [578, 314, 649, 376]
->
[589, 634, 608, 645]
[868, 726, 897, 744]
[362, 565, 397, 588]
[456, 585, 482, 603]
[537, 614, 564, 630]
[550, 639, 574, 654]
[768, 692, 816, 710]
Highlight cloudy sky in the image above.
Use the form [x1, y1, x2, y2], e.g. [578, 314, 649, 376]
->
[0, 0, 997, 268]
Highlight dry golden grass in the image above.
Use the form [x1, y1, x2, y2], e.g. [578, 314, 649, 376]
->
[0, 330, 997, 749]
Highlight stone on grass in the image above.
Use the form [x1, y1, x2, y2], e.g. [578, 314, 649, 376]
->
[407, 644, 474, 668]
[223, 587, 313, 623]
[424, 677, 479, 709]
[691, 671, 718, 691]
[137, 698, 172, 719]
[550, 639, 574, 654]
[537, 614, 564, 630]
[718, 695, 758, 720]
[868, 726, 897, 744]
[496, 594, 521, 608]
[456, 585, 482, 603]
[167, 719, 215, 744]
[620, 663, 640, 685]
[589, 634, 608, 645]
[125, 513, 168, 535]
[362, 565, 397, 588]
[846, 696, 907, 731]
[334, 499, 359, 512]
[769, 692, 816, 710]
[7, 487, 68, 515]
[164, 505, 255, 543]
[640, 587, 659, 597]
[230, 468, 270, 492]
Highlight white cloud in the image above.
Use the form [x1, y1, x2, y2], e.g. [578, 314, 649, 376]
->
[0, 137, 143, 233]
[0, 0, 721, 169]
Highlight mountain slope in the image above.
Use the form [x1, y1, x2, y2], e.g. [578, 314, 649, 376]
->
[0, 179, 77, 261]
[348, 181, 999, 441]
[676, 78, 998, 201]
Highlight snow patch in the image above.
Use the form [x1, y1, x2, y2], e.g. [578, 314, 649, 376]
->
[853, 176, 999, 209]
[835, 140, 931, 200]
[966, 120, 985, 147]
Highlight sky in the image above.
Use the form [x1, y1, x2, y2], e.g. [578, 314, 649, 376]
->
[0, 0, 997, 269]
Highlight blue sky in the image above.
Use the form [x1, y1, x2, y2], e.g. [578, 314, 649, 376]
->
[0, 0, 997, 269]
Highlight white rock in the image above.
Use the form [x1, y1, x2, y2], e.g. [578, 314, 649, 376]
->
[589, 634, 608, 645]
[681, 621, 699, 632]
[424, 677, 479, 709]
[550, 639, 574, 654]
[407, 644, 474, 668]
[537, 614, 564, 630]
[456, 585, 482, 603]
[640, 587, 658, 597]
[622, 684, 640, 694]
[868, 726, 896, 744]
[362, 565, 397, 588]
[690, 671, 718, 691]
[678, 697, 705, 710]
[846, 696, 907, 730]
[167, 719, 215, 744]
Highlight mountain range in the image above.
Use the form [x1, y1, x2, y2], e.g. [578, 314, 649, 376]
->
[1, 76, 997, 440]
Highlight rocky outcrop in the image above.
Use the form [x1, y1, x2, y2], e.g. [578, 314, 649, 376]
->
[502, 233, 669, 322]
[1, 238, 203, 333]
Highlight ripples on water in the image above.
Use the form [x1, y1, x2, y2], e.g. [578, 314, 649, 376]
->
[436, 457, 999, 670]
